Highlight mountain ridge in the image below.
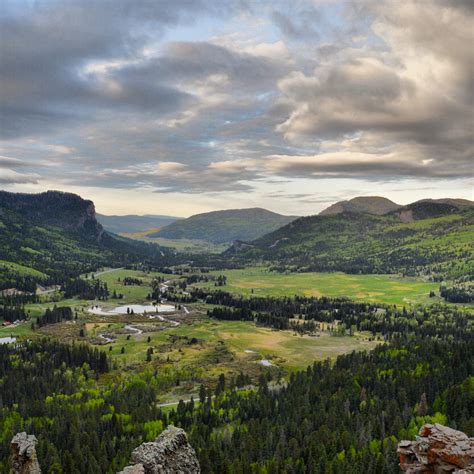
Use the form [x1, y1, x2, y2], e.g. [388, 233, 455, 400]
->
[151, 207, 297, 244]
[320, 196, 401, 216]
[0, 190, 170, 283]
[97, 213, 181, 234]
[228, 199, 474, 279]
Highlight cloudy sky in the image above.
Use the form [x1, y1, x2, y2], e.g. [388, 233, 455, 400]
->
[0, 0, 472, 216]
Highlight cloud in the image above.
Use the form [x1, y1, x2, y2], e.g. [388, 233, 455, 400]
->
[0, 0, 233, 138]
[265, 148, 467, 179]
[0, 168, 39, 184]
[271, 7, 321, 40]
[0, 155, 30, 168]
[0, 0, 472, 204]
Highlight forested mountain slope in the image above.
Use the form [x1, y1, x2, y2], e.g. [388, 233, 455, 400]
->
[228, 201, 474, 279]
[151, 207, 296, 244]
[0, 191, 170, 285]
[320, 196, 401, 215]
[97, 213, 180, 234]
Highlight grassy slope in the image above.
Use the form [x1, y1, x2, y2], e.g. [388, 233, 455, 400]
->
[193, 267, 442, 305]
[235, 206, 474, 279]
[122, 234, 228, 254]
[0, 260, 47, 279]
[152, 208, 296, 244]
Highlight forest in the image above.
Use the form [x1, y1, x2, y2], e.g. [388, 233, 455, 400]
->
[0, 292, 472, 473]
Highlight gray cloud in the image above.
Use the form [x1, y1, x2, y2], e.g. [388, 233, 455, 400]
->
[0, 0, 472, 199]
[0, 0, 236, 138]
[271, 9, 320, 41]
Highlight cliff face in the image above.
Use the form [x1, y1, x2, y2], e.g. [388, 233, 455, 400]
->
[119, 425, 200, 474]
[0, 190, 104, 239]
[398, 423, 474, 473]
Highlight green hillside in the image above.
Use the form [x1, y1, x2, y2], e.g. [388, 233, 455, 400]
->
[229, 201, 474, 280]
[0, 191, 170, 286]
[97, 213, 180, 234]
[320, 196, 401, 215]
[151, 207, 296, 244]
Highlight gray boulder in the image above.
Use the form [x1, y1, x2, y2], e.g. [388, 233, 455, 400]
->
[119, 425, 200, 474]
[11, 432, 41, 474]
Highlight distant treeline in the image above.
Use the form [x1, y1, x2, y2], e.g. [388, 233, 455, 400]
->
[207, 306, 318, 333]
[0, 304, 27, 323]
[440, 284, 473, 303]
[62, 278, 109, 300]
[197, 289, 472, 340]
[36, 306, 74, 327]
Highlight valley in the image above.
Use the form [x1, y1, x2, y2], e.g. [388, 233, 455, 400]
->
[0, 190, 472, 473]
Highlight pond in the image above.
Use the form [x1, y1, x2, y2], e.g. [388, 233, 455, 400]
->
[0, 336, 17, 345]
[88, 304, 176, 315]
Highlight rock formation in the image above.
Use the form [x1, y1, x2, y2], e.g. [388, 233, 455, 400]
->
[119, 425, 200, 474]
[10, 432, 41, 474]
[398, 423, 474, 473]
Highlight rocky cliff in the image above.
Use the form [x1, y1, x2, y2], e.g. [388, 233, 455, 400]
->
[119, 425, 200, 474]
[398, 423, 474, 473]
[10, 432, 41, 474]
[0, 190, 104, 239]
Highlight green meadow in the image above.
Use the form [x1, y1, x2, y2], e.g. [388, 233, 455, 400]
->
[195, 267, 442, 306]
[84, 318, 377, 372]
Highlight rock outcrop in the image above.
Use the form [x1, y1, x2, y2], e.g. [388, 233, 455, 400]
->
[398, 423, 474, 473]
[11, 432, 42, 474]
[0, 190, 104, 239]
[119, 425, 200, 474]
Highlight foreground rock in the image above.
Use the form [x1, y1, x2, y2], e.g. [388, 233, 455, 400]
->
[398, 423, 474, 473]
[11, 432, 41, 474]
[119, 425, 200, 474]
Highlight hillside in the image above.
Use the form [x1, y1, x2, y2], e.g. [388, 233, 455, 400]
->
[320, 196, 401, 215]
[0, 191, 170, 286]
[151, 208, 297, 244]
[97, 213, 180, 234]
[228, 200, 474, 279]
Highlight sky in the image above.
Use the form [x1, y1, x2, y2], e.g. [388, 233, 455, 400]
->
[0, 0, 472, 217]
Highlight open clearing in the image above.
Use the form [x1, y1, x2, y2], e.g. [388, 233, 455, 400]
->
[194, 267, 442, 306]
[86, 317, 378, 372]
[121, 234, 228, 254]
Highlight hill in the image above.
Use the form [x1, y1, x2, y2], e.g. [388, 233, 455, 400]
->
[320, 196, 401, 215]
[151, 208, 297, 244]
[228, 200, 474, 279]
[0, 190, 170, 286]
[97, 213, 180, 234]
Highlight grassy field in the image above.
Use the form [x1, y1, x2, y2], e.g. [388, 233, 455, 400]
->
[121, 233, 228, 254]
[84, 317, 378, 372]
[84, 268, 172, 301]
[0, 259, 47, 278]
[194, 267, 442, 306]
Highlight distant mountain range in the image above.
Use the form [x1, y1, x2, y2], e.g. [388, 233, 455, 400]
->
[97, 213, 180, 234]
[149, 208, 297, 244]
[319, 196, 473, 217]
[1, 190, 472, 282]
[228, 198, 474, 279]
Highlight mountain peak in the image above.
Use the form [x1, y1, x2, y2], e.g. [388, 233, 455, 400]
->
[151, 208, 296, 244]
[320, 196, 401, 216]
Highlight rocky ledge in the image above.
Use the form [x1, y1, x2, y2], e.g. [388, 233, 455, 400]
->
[119, 425, 200, 474]
[398, 423, 474, 473]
